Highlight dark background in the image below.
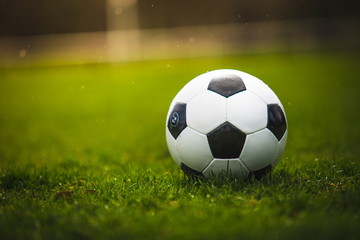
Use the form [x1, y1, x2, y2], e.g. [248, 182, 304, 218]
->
[1, 0, 359, 37]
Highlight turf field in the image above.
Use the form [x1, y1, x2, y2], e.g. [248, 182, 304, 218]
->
[0, 50, 360, 240]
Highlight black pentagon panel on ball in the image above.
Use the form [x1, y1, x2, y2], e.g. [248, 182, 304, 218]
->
[249, 165, 272, 180]
[267, 104, 287, 141]
[207, 122, 246, 159]
[168, 103, 187, 139]
[207, 74, 246, 98]
[180, 163, 204, 177]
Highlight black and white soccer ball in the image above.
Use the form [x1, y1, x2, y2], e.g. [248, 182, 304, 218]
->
[166, 69, 287, 179]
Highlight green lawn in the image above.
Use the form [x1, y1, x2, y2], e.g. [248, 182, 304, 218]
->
[0, 50, 360, 240]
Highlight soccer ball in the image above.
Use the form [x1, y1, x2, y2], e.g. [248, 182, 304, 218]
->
[165, 69, 287, 179]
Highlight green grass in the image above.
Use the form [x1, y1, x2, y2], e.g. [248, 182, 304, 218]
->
[0, 50, 360, 240]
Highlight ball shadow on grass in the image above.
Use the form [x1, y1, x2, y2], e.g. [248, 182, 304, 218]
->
[178, 166, 300, 192]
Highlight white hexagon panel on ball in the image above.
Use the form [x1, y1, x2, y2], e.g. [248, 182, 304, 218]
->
[239, 128, 279, 171]
[227, 91, 268, 134]
[272, 129, 288, 168]
[187, 90, 227, 135]
[202, 159, 250, 178]
[176, 127, 213, 173]
[169, 72, 213, 112]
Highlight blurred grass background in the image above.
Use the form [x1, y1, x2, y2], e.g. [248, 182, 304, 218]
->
[1, 51, 359, 169]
